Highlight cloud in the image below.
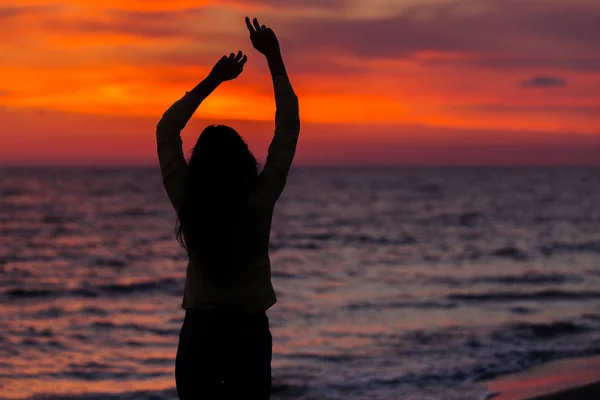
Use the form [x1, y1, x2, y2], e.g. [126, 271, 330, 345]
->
[37, 0, 348, 42]
[0, 4, 60, 20]
[520, 76, 568, 88]
[226, 0, 350, 9]
[0, 5, 39, 18]
[42, 8, 209, 40]
[279, 0, 600, 71]
[10, 4, 367, 75]
[13, 0, 600, 74]
[450, 56, 600, 73]
[456, 104, 600, 115]
[0, 6, 26, 19]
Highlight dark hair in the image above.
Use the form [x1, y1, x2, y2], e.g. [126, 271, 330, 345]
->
[176, 125, 259, 284]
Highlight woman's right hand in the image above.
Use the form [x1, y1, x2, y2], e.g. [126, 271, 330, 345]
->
[208, 51, 247, 82]
[245, 17, 280, 58]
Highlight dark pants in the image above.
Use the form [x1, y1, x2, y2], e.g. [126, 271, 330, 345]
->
[175, 308, 272, 400]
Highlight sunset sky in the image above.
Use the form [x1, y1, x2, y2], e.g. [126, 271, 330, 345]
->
[1, 0, 599, 165]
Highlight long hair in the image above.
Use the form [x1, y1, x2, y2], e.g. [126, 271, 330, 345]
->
[176, 125, 259, 284]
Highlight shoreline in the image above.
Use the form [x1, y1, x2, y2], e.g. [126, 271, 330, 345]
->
[486, 354, 600, 400]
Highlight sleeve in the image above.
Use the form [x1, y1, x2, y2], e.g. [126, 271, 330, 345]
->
[253, 74, 300, 206]
[156, 92, 202, 214]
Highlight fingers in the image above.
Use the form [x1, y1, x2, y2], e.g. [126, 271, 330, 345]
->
[245, 16, 254, 33]
[253, 17, 261, 31]
[239, 54, 248, 67]
[222, 51, 246, 64]
[247, 16, 268, 34]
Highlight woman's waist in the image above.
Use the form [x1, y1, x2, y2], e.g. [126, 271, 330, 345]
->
[182, 288, 277, 313]
[183, 305, 270, 328]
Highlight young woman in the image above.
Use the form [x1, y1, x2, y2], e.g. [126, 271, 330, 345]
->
[156, 17, 299, 400]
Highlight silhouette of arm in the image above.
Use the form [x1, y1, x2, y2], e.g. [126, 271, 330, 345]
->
[156, 80, 214, 213]
[258, 55, 300, 204]
[156, 52, 248, 213]
[246, 17, 300, 205]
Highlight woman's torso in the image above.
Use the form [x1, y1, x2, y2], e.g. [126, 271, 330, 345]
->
[181, 197, 278, 313]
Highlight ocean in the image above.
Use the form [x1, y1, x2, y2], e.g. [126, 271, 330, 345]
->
[1, 167, 600, 400]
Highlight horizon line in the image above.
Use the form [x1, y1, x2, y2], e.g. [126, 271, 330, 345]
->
[1, 164, 599, 169]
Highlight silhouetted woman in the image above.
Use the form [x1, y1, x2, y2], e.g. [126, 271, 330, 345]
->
[156, 17, 299, 400]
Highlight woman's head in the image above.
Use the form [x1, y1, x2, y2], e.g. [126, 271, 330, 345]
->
[176, 125, 259, 283]
[187, 125, 258, 187]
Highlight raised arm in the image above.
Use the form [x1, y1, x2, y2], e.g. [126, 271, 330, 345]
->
[156, 52, 248, 213]
[246, 17, 300, 206]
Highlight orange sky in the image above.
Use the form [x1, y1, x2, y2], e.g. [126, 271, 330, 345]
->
[1, 0, 599, 165]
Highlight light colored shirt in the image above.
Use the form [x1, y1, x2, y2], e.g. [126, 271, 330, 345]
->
[156, 74, 300, 313]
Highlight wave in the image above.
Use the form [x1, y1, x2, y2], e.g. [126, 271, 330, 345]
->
[271, 233, 416, 250]
[90, 257, 128, 267]
[472, 348, 600, 382]
[4, 277, 182, 300]
[582, 313, 600, 321]
[447, 289, 600, 302]
[0, 187, 28, 197]
[270, 242, 321, 250]
[428, 271, 579, 287]
[341, 233, 416, 246]
[26, 388, 178, 400]
[91, 321, 179, 336]
[41, 215, 82, 224]
[23, 382, 309, 400]
[101, 208, 163, 218]
[499, 321, 589, 339]
[540, 241, 600, 255]
[287, 233, 336, 241]
[346, 299, 457, 311]
[474, 271, 580, 285]
[421, 211, 486, 227]
[6, 288, 98, 299]
[270, 239, 600, 259]
[509, 306, 536, 314]
[285, 352, 361, 363]
[6, 288, 54, 298]
[490, 247, 529, 261]
[97, 277, 179, 294]
[271, 271, 296, 278]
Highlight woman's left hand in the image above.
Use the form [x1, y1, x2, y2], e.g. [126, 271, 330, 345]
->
[209, 51, 248, 82]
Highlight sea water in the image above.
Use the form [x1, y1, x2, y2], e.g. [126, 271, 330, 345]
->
[1, 167, 599, 399]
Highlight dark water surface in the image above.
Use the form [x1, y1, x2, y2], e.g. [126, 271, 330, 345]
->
[1, 167, 600, 399]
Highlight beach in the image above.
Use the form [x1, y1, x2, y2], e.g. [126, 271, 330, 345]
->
[487, 355, 600, 400]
